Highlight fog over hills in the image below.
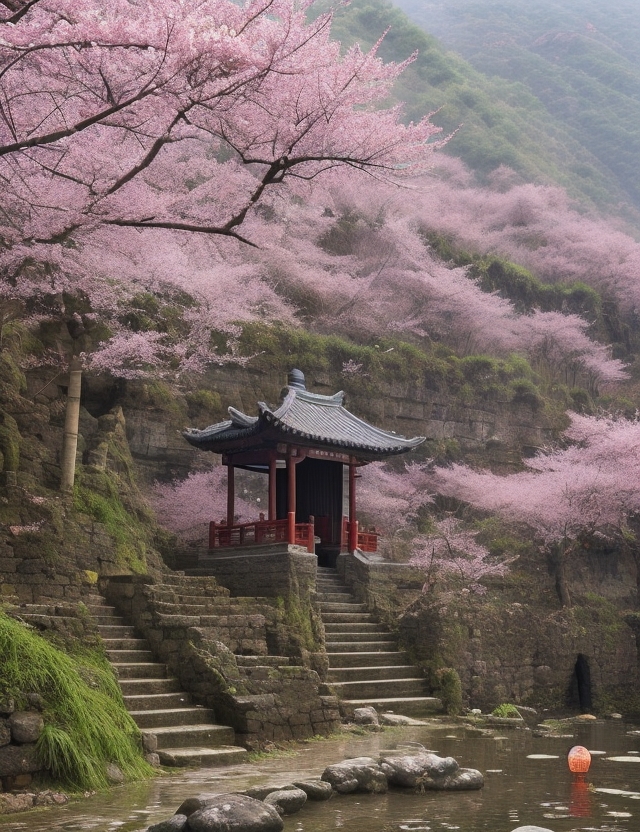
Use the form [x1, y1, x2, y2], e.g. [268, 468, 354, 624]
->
[392, 0, 640, 214]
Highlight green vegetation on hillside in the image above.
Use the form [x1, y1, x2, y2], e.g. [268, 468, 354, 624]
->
[238, 321, 571, 418]
[393, 0, 640, 212]
[315, 0, 624, 209]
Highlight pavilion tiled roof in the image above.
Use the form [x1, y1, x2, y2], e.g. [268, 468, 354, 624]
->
[183, 371, 425, 459]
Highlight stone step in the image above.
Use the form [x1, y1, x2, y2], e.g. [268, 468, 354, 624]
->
[130, 706, 216, 729]
[93, 615, 126, 626]
[323, 622, 386, 633]
[89, 589, 248, 767]
[321, 612, 376, 624]
[326, 641, 397, 653]
[113, 662, 168, 679]
[328, 651, 409, 668]
[101, 637, 149, 650]
[318, 602, 368, 613]
[85, 604, 118, 617]
[152, 723, 237, 750]
[340, 696, 443, 718]
[147, 584, 226, 596]
[329, 678, 427, 700]
[148, 593, 217, 605]
[327, 665, 419, 682]
[119, 678, 182, 696]
[151, 598, 248, 613]
[157, 746, 248, 767]
[106, 649, 156, 663]
[317, 568, 444, 719]
[97, 624, 136, 638]
[326, 633, 397, 645]
[123, 692, 193, 711]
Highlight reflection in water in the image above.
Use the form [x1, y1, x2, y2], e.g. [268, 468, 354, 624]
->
[0, 720, 638, 832]
[570, 775, 592, 817]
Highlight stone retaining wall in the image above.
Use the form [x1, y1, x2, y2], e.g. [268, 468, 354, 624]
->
[398, 596, 639, 712]
[338, 552, 640, 714]
[336, 551, 423, 629]
[0, 705, 44, 793]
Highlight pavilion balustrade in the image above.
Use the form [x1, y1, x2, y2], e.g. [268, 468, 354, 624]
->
[209, 515, 315, 553]
[207, 515, 378, 554]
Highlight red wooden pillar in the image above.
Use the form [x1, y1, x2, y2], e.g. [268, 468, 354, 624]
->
[226, 463, 235, 527]
[287, 451, 296, 544]
[348, 462, 358, 553]
[268, 453, 277, 521]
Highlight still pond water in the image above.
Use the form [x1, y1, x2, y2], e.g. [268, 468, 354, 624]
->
[2, 719, 640, 832]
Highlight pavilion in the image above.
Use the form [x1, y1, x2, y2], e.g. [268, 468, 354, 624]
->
[183, 369, 425, 564]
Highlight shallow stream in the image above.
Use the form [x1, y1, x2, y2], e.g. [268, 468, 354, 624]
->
[2, 719, 640, 832]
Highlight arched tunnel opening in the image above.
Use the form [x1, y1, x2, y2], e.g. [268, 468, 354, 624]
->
[567, 653, 593, 712]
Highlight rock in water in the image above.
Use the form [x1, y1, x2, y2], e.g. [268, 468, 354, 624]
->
[186, 794, 283, 832]
[380, 752, 483, 791]
[147, 815, 188, 832]
[263, 787, 307, 815]
[292, 779, 333, 800]
[321, 756, 388, 794]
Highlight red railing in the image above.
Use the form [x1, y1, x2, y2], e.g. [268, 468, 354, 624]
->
[209, 514, 315, 553]
[341, 518, 379, 553]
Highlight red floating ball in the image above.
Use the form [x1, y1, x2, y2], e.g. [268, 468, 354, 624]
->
[568, 745, 591, 773]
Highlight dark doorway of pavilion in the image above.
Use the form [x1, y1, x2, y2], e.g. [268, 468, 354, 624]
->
[276, 457, 344, 567]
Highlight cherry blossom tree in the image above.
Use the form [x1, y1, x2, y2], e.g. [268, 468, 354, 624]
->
[0, 0, 442, 255]
[255, 179, 627, 390]
[150, 466, 257, 544]
[0, 0, 446, 490]
[429, 412, 640, 606]
[408, 517, 513, 596]
[358, 461, 513, 594]
[410, 156, 640, 316]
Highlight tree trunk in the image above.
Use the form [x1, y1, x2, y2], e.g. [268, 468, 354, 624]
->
[550, 541, 572, 608]
[60, 356, 82, 493]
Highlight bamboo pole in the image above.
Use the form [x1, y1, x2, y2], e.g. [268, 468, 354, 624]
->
[60, 356, 82, 493]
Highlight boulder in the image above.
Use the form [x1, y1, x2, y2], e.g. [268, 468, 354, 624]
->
[353, 707, 379, 726]
[438, 768, 484, 790]
[379, 752, 483, 791]
[243, 784, 294, 801]
[263, 787, 307, 815]
[321, 756, 388, 794]
[106, 763, 125, 785]
[186, 794, 283, 832]
[292, 779, 333, 800]
[0, 698, 15, 717]
[147, 815, 188, 832]
[175, 797, 219, 818]
[8, 711, 44, 744]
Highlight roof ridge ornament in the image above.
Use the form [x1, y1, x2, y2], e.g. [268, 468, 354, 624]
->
[288, 368, 306, 390]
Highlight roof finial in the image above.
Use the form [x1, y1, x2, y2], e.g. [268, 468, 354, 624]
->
[288, 368, 306, 390]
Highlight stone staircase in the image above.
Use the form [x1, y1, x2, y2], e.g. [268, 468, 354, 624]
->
[317, 567, 442, 718]
[85, 593, 249, 768]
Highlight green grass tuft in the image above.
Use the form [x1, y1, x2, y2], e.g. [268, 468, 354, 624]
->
[0, 610, 153, 791]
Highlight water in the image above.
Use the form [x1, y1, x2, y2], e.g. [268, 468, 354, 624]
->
[2, 719, 640, 832]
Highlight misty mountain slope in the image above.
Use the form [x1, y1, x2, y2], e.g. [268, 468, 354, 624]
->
[392, 0, 640, 212]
